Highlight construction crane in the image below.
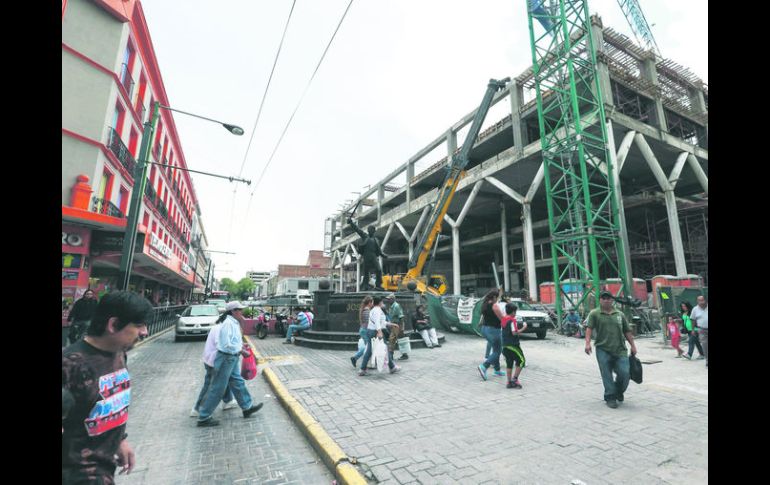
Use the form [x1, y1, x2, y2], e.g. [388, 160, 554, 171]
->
[374, 77, 511, 296]
[616, 0, 661, 57]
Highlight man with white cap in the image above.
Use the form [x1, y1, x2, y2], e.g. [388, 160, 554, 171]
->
[197, 301, 263, 427]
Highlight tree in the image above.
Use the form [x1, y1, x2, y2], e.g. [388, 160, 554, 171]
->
[219, 278, 238, 297]
[236, 277, 256, 300]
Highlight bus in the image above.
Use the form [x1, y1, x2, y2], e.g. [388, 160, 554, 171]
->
[210, 290, 229, 300]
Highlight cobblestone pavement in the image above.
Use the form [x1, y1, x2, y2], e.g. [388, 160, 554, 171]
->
[119, 330, 334, 485]
[257, 331, 708, 485]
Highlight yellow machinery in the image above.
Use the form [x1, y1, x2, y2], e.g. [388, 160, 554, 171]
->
[378, 78, 510, 296]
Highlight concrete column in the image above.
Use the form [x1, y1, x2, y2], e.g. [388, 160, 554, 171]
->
[664, 190, 688, 276]
[501, 201, 510, 292]
[590, 17, 614, 107]
[452, 225, 461, 295]
[509, 80, 526, 153]
[640, 55, 668, 131]
[687, 154, 708, 194]
[447, 129, 457, 160]
[406, 161, 415, 211]
[522, 203, 538, 298]
[377, 184, 384, 222]
[606, 120, 633, 291]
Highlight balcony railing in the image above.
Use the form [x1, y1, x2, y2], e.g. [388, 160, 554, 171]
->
[152, 142, 162, 160]
[107, 127, 137, 175]
[92, 197, 124, 218]
[144, 183, 158, 206]
[119, 63, 135, 99]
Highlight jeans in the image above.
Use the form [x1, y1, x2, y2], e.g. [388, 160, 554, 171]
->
[481, 326, 502, 371]
[698, 328, 708, 364]
[482, 325, 492, 358]
[595, 347, 630, 401]
[285, 321, 311, 341]
[352, 327, 368, 360]
[198, 352, 253, 421]
[194, 363, 234, 412]
[360, 328, 394, 371]
[687, 332, 704, 357]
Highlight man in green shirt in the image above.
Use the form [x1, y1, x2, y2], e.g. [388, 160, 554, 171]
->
[585, 291, 638, 409]
[386, 293, 409, 360]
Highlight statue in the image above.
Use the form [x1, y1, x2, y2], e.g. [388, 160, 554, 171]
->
[348, 217, 388, 290]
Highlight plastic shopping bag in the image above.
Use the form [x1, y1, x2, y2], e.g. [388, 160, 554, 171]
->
[241, 347, 258, 380]
[397, 336, 412, 354]
[372, 337, 387, 373]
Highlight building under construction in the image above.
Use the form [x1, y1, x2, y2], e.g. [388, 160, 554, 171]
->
[325, 16, 707, 300]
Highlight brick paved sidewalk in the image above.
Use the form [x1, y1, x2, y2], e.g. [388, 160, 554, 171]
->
[118, 330, 334, 485]
[257, 331, 708, 484]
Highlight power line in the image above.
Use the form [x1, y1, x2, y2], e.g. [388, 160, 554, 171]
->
[249, 0, 355, 195]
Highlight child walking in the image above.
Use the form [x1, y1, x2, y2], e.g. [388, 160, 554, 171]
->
[501, 303, 528, 389]
[667, 316, 685, 358]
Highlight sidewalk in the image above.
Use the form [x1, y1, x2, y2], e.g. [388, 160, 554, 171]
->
[257, 331, 708, 484]
[119, 330, 333, 485]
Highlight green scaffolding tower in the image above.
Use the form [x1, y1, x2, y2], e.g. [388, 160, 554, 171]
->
[525, 0, 630, 322]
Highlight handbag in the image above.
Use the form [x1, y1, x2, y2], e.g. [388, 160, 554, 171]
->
[241, 347, 258, 380]
[629, 353, 643, 384]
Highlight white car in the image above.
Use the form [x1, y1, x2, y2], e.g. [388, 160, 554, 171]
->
[509, 299, 550, 339]
[175, 304, 220, 341]
[204, 298, 227, 314]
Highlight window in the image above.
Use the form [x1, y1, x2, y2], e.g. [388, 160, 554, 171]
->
[151, 220, 157, 234]
[117, 186, 129, 214]
[128, 128, 139, 158]
[112, 103, 126, 137]
[298, 280, 309, 290]
[142, 212, 150, 229]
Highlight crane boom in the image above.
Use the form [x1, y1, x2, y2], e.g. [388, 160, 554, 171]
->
[616, 0, 661, 57]
[405, 78, 510, 284]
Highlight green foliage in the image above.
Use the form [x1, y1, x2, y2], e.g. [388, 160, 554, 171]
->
[219, 278, 238, 296]
[236, 277, 256, 300]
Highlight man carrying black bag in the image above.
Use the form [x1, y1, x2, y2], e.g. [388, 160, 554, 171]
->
[584, 291, 638, 409]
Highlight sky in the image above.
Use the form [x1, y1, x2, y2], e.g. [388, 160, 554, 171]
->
[139, 0, 708, 282]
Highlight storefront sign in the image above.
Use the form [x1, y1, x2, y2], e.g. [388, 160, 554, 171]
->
[62, 253, 83, 269]
[149, 233, 172, 259]
[62, 270, 79, 281]
[91, 231, 125, 253]
[181, 262, 191, 274]
[62, 225, 91, 254]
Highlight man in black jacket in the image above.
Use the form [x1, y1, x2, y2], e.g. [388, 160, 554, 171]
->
[67, 289, 98, 344]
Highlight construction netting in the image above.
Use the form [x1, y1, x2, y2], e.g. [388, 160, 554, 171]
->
[425, 294, 484, 336]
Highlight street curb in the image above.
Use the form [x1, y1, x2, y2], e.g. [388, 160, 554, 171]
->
[246, 338, 368, 485]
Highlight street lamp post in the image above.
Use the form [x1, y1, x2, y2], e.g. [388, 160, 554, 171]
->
[118, 101, 243, 291]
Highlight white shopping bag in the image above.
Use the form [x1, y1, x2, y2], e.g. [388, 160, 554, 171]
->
[372, 337, 388, 373]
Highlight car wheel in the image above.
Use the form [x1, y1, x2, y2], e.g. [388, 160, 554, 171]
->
[536, 330, 546, 340]
[257, 326, 268, 339]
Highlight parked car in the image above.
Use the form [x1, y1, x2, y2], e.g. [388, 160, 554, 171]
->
[509, 299, 550, 339]
[175, 304, 220, 341]
[204, 298, 227, 314]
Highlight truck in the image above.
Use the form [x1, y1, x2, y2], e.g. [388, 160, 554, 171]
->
[376, 78, 511, 296]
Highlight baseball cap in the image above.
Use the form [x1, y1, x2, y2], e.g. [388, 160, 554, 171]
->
[226, 301, 247, 311]
[599, 291, 613, 299]
[385, 292, 396, 299]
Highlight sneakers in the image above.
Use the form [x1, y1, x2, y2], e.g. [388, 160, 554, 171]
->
[478, 364, 488, 381]
[243, 402, 264, 418]
[398, 354, 409, 360]
[675, 354, 683, 358]
[189, 408, 199, 417]
[507, 380, 522, 389]
[683, 354, 692, 360]
[389, 365, 401, 374]
[696, 355, 705, 360]
[350, 356, 357, 368]
[506, 381, 515, 389]
[197, 418, 220, 427]
[493, 370, 506, 377]
[358, 369, 368, 376]
[222, 400, 238, 410]
[605, 399, 618, 409]
[434, 344, 442, 348]
[282, 340, 293, 344]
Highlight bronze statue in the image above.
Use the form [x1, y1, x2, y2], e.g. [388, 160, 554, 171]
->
[348, 218, 388, 290]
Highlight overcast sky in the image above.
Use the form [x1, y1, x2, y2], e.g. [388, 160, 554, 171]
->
[140, 0, 708, 282]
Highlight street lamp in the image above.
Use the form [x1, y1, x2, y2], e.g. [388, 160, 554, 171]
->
[118, 101, 243, 291]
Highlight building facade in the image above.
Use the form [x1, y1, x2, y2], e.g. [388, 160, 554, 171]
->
[62, 0, 208, 313]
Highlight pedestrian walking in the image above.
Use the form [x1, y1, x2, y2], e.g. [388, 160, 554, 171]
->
[690, 295, 708, 367]
[680, 301, 704, 360]
[385, 293, 409, 360]
[413, 304, 440, 348]
[359, 296, 400, 376]
[666, 316, 686, 358]
[478, 289, 506, 380]
[67, 289, 99, 344]
[197, 301, 263, 427]
[584, 291, 638, 409]
[62, 290, 153, 482]
[190, 321, 238, 417]
[501, 303, 527, 389]
[351, 296, 373, 367]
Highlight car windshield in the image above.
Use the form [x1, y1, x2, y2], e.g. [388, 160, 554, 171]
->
[513, 301, 535, 311]
[206, 299, 226, 306]
[184, 305, 219, 317]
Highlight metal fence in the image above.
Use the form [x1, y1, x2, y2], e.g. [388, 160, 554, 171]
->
[145, 305, 187, 338]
